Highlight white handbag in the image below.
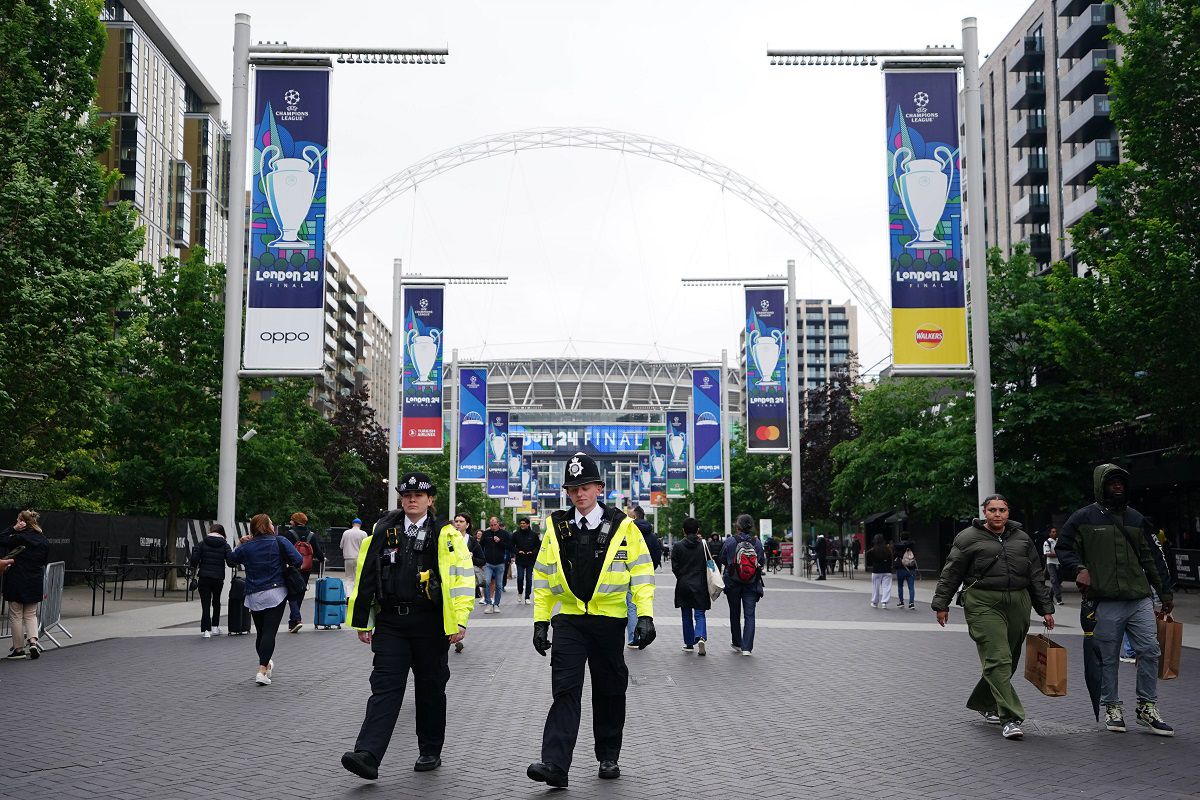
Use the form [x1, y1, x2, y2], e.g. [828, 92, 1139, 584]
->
[702, 539, 725, 601]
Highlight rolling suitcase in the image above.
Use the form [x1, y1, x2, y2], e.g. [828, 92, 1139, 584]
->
[227, 573, 252, 635]
[313, 576, 347, 629]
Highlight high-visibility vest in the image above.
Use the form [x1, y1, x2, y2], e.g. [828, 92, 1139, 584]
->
[532, 512, 655, 621]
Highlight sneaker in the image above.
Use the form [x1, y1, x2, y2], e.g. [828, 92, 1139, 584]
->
[203, 631, 211, 639]
[741, 650, 752, 656]
[213, 627, 223, 636]
[627, 642, 639, 650]
[26, 643, 39, 660]
[484, 605, 493, 615]
[1001, 721, 1023, 740]
[908, 603, 915, 610]
[1120, 656, 1136, 664]
[1136, 702, 1174, 736]
[870, 602, 877, 608]
[682, 645, 695, 652]
[492, 604, 501, 613]
[255, 672, 271, 686]
[4, 648, 26, 660]
[730, 644, 741, 653]
[1105, 704, 1126, 733]
[896, 602, 905, 610]
[478, 598, 488, 605]
[880, 603, 888, 610]
[266, 659, 275, 678]
[289, 622, 302, 633]
[697, 640, 706, 656]
[980, 711, 1001, 724]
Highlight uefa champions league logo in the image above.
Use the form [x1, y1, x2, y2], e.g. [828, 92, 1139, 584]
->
[284, 89, 301, 106]
[913, 91, 929, 109]
[760, 299, 770, 311]
[420, 298, 429, 309]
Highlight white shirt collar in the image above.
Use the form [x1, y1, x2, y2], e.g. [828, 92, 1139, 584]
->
[405, 514, 428, 531]
[573, 504, 603, 529]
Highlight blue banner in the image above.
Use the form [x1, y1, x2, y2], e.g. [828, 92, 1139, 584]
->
[638, 454, 651, 504]
[522, 455, 533, 502]
[244, 68, 330, 370]
[456, 368, 487, 482]
[512, 424, 649, 455]
[745, 287, 790, 453]
[508, 435, 524, 495]
[666, 409, 688, 498]
[486, 411, 509, 498]
[630, 467, 641, 507]
[400, 285, 444, 451]
[692, 368, 723, 482]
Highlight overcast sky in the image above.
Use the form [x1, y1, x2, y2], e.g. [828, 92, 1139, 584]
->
[159, 0, 1025, 375]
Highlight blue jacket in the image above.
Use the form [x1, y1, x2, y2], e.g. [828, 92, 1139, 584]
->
[230, 534, 302, 595]
[721, 532, 765, 596]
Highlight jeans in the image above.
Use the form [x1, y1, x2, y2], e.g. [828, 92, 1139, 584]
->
[870, 573, 892, 605]
[681, 608, 708, 646]
[626, 591, 638, 644]
[1095, 597, 1159, 705]
[483, 563, 505, 605]
[1122, 633, 1136, 659]
[1046, 562, 1062, 601]
[726, 586, 758, 652]
[895, 568, 916, 605]
[251, 600, 287, 668]
[516, 564, 534, 599]
[197, 576, 223, 631]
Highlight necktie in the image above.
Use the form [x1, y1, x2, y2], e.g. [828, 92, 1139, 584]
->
[578, 518, 589, 532]
[407, 523, 419, 536]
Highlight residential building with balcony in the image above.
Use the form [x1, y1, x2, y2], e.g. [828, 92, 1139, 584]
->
[318, 251, 391, 425]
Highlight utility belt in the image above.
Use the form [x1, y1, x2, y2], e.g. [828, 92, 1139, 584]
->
[379, 599, 437, 616]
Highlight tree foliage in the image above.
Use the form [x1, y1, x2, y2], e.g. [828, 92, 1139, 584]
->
[798, 362, 862, 524]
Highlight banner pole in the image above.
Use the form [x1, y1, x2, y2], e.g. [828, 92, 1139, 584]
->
[449, 347, 459, 517]
[388, 258, 402, 510]
[787, 259, 803, 575]
[687, 391, 695, 518]
[721, 348, 731, 538]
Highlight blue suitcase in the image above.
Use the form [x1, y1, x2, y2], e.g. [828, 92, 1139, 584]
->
[314, 576, 347, 629]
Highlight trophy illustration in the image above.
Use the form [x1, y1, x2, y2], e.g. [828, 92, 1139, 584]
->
[260, 143, 322, 249]
[652, 452, 665, 478]
[406, 328, 441, 386]
[892, 145, 955, 248]
[668, 432, 686, 461]
[489, 430, 507, 461]
[749, 329, 784, 386]
[509, 453, 521, 478]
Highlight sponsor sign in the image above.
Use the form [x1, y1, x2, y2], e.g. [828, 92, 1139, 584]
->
[745, 287, 790, 452]
[486, 411, 509, 498]
[692, 368, 723, 482]
[456, 368, 487, 481]
[666, 409, 688, 498]
[649, 435, 667, 506]
[244, 67, 331, 370]
[885, 69, 969, 368]
[511, 424, 649, 456]
[399, 285, 444, 451]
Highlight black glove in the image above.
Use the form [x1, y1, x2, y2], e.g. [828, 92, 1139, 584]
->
[532, 621, 551, 657]
[631, 616, 656, 649]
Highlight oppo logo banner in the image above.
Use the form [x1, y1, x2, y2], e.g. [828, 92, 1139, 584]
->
[260, 331, 311, 343]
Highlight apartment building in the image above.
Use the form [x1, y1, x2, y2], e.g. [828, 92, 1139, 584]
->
[320, 251, 392, 424]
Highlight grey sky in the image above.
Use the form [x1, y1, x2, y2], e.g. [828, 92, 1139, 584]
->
[159, 1, 1025, 374]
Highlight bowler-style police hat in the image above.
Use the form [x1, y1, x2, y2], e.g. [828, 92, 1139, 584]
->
[397, 471, 437, 495]
[562, 453, 603, 488]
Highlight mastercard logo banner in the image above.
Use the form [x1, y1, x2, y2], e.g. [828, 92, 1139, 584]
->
[915, 326, 944, 349]
[754, 425, 782, 442]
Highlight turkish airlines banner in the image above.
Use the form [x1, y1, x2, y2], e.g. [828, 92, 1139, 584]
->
[399, 285, 444, 451]
[666, 409, 688, 498]
[745, 287, 789, 453]
[692, 368, 723, 483]
[486, 411, 509, 498]
[244, 67, 330, 370]
[456, 368, 487, 482]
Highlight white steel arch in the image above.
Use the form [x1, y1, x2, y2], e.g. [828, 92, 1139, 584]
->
[328, 126, 889, 335]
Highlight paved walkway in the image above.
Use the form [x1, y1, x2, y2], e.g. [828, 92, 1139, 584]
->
[3, 571, 1197, 799]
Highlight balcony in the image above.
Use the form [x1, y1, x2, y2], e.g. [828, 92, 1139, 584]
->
[1061, 94, 1112, 143]
[1013, 191, 1050, 224]
[1010, 74, 1046, 110]
[337, 349, 355, 367]
[1011, 112, 1047, 147]
[337, 367, 356, 386]
[1059, 0, 1095, 15]
[1063, 138, 1119, 185]
[1011, 152, 1049, 186]
[324, 311, 338, 333]
[1009, 36, 1045, 73]
[1063, 185, 1099, 228]
[1061, 49, 1114, 101]
[338, 326, 356, 350]
[1059, 4, 1115, 60]
[1028, 232, 1051, 262]
[320, 371, 336, 391]
[339, 292, 356, 313]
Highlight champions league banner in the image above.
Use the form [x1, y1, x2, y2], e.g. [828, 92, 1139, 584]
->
[666, 410, 688, 498]
[885, 69, 969, 368]
[457, 368, 487, 482]
[745, 287, 790, 453]
[399, 285, 444, 451]
[244, 68, 330, 370]
[486, 411, 509, 498]
[692, 368, 723, 483]
[638, 454, 651, 504]
[649, 435, 667, 507]
[508, 434, 524, 495]
[522, 455, 533, 502]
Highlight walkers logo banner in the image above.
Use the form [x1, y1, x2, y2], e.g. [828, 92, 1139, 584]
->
[666, 410, 688, 498]
[457, 368, 487, 482]
[885, 69, 969, 368]
[649, 435, 668, 507]
[244, 67, 331, 371]
[486, 411, 509, 498]
[508, 434, 524, 496]
[638, 453, 651, 504]
[745, 287, 790, 453]
[400, 285, 444, 451]
[692, 368, 723, 483]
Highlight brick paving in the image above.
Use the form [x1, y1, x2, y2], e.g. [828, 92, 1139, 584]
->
[2, 572, 1197, 799]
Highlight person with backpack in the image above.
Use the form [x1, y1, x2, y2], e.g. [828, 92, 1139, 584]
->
[281, 512, 324, 632]
[188, 523, 236, 637]
[721, 514, 765, 656]
[893, 532, 918, 610]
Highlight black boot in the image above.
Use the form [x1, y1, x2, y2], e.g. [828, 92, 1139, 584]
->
[599, 761, 621, 779]
[341, 750, 379, 780]
[527, 762, 569, 788]
[414, 754, 441, 772]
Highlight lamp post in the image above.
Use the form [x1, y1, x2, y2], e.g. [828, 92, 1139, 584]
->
[766, 19, 994, 504]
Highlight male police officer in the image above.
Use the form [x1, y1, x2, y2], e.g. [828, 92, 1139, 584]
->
[527, 453, 656, 789]
[341, 471, 475, 780]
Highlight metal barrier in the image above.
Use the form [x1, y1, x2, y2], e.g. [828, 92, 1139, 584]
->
[39, 562, 71, 648]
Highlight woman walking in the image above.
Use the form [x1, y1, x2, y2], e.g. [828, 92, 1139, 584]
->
[671, 518, 711, 655]
[188, 523, 235, 638]
[450, 511, 474, 653]
[932, 494, 1054, 741]
[0, 511, 50, 659]
[230, 514, 303, 685]
[866, 535, 893, 609]
[721, 514, 765, 656]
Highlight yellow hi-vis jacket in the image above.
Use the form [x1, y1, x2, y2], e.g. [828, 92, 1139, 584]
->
[348, 517, 475, 636]
[533, 510, 655, 622]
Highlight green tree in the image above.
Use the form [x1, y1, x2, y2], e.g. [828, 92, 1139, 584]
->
[324, 388, 388, 522]
[798, 360, 862, 526]
[0, 0, 142, 477]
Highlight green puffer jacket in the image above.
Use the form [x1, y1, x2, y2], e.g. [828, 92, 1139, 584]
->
[1056, 464, 1173, 603]
[931, 520, 1052, 614]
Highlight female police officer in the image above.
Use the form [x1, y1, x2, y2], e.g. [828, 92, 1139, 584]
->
[341, 471, 475, 779]
[527, 452, 656, 789]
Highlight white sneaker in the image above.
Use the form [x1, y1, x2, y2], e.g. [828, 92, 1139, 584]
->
[203, 631, 211, 639]
[880, 603, 888, 609]
[492, 605, 501, 613]
[526, 598, 532, 605]
[696, 640, 706, 656]
[213, 627, 223, 636]
[870, 602, 877, 608]
[266, 659, 275, 678]
[255, 672, 271, 686]
[484, 605, 493, 615]
[478, 598, 488, 605]
[741, 650, 752, 657]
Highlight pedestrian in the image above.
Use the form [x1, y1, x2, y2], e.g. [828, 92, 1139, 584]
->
[512, 517, 539, 605]
[866, 535, 893, 609]
[0, 511, 49, 660]
[527, 452, 656, 789]
[814, 533, 829, 579]
[851, 536, 862, 570]
[340, 518, 368, 588]
[230, 514, 303, 685]
[1042, 526, 1063, 605]
[931, 494, 1054, 741]
[341, 471, 474, 779]
[722, 514, 765, 656]
[450, 512, 474, 654]
[708, 533, 726, 570]
[479, 517, 511, 613]
[188, 523, 235, 638]
[1056, 464, 1175, 736]
[671, 518, 711, 655]
[625, 505, 661, 647]
[893, 531, 917, 610]
[470, 529, 487, 601]
[281, 512, 324, 633]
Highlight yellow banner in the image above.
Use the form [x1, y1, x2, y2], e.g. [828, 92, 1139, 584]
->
[891, 308, 969, 367]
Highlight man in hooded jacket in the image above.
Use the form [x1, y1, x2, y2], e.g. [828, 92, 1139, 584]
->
[1057, 464, 1175, 736]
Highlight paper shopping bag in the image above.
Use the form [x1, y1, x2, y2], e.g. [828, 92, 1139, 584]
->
[1024, 633, 1068, 697]
[1157, 615, 1182, 680]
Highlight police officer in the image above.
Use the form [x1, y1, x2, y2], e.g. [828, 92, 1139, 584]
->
[527, 453, 656, 789]
[341, 471, 475, 780]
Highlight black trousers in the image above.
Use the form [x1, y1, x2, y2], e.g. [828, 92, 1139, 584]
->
[541, 614, 628, 771]
[355, 627, 450, 761]
[197, 577, 223, 631]
[250, 600, 286, 667]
